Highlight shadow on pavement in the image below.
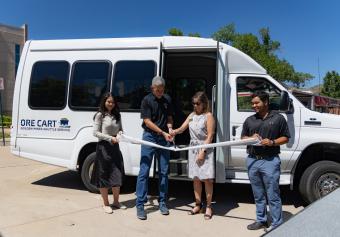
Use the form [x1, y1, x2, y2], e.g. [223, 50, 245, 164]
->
[282, 210, 294, 222]
[31, 170, 87, 191]
[31, 170, 304, 218]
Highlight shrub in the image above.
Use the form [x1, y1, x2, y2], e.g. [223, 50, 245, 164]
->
[0, 115, 11, 127]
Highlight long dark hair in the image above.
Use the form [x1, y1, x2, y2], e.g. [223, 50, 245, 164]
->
[94, 92, 121, 122]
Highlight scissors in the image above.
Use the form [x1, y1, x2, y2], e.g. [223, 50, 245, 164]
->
[172, 136, 176, 149]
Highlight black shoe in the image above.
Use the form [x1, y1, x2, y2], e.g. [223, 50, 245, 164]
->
[247, 221, 268, 230]
[159, 202, 169, 215]
[137, 206, 147, 220]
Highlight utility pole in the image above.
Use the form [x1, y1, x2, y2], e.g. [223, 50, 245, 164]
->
[0, 77, 5, 146]
[318, 57, 321, 95]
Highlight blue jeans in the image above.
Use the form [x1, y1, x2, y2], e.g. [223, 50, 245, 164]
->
[247, 155, 283, 227]
[136, 131, 170, 208]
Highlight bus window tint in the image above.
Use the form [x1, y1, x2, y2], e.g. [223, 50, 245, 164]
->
[29, 61, 69, 109]
[236, 77, 282, 111]
[69, 61, 111, 110]
[112, 61, 156, 111]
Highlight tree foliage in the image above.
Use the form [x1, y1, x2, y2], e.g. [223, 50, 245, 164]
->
[211, 24, 236, 45]
[259, 27, 280, 53]
[168, 24, 313, 87]
[168, 28, 200, 37]
[212, 24, 313, 87]
[321, 71, 340, 98]
[188, 32, 201, 37]
[168, 28, 183, 36]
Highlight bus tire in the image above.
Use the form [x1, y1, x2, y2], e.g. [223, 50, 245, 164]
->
[299, 160, 340, 204]
[81, 152, 99, 193]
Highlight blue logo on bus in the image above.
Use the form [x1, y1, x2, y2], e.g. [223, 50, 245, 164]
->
[59, 118, 70, 128]
[60, 118, 69, 126]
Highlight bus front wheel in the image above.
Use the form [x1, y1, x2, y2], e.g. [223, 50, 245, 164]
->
[299, 160, 340, 204]
[81, 152, 99, 193]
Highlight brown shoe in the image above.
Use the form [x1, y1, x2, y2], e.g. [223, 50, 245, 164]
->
[188, 203, 202, 215]
[204, 204, 213, 220]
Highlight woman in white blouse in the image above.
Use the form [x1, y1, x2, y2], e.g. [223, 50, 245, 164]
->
[91, 92, 127, 214]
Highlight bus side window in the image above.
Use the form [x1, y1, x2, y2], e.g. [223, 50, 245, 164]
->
[236, 77, 282, 112]
[112, 61, 156, 111]
[29, 61, 70, 110]
[69, 61, 111, 110]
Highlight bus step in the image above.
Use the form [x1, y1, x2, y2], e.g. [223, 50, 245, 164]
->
[169, 159, 187, 176]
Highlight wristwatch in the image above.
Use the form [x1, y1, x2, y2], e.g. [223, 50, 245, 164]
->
[272, 140, 276, 146]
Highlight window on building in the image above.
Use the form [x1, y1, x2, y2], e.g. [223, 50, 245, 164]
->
[15, 44, 21, 75]
[29, 61, 70, 109]
[236, 77, 282, 111]
[69, 61, 111, 110]
[112, 61, 156, 111]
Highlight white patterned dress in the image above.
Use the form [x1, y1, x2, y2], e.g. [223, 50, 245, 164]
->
[188, 113, 215, 180]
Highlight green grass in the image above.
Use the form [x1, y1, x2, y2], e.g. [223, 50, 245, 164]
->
[0, 132, 10, 139]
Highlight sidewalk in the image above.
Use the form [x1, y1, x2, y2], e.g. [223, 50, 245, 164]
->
[0, 146, 304, 237]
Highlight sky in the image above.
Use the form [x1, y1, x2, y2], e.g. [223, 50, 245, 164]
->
[1, 0, 339, 87]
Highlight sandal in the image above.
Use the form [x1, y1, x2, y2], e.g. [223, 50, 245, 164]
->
[111, 203, 127, 210]
[204, 204, 213, 220]
[188, 203, 202, 215]
[102, 205, 113, 214]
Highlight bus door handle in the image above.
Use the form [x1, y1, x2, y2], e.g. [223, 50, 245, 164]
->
[211, 85, 216, 115]
[232, 125, 239, 136]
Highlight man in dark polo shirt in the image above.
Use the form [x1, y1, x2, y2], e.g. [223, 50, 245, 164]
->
[136, 76, 174, 220]
[241, 91, 290, 230]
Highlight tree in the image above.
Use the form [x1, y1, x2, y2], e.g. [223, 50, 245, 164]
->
[259, 27, 280, 54]
[168, 28, 201, 37]
[212, 24, 313, 87]
[188, 32, 201, 37]
[168, 28, 183, 36]
[168, 24, 313, 87]
[321, 71, 340, 98]
[211, 23, 236, 45]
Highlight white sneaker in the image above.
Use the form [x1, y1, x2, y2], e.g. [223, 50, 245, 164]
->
[102, 205, 113, 214]
[112, 203, 127, 210]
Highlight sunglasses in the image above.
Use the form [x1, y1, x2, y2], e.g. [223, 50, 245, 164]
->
[192, 102, 201, 106]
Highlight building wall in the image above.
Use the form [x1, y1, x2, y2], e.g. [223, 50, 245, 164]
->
[0, 23, 27, 115]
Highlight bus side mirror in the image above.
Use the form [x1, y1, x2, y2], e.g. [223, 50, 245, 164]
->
[279, 91, 291, 111]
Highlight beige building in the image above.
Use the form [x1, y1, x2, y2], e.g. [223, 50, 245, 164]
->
[0, 23, 27, 115]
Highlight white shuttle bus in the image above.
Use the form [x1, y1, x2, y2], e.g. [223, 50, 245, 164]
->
[11, 36, 340, 203]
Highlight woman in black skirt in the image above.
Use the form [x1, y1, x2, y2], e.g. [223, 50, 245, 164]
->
[91, 92, 126, 214]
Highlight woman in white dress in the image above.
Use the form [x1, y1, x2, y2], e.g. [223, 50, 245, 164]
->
[171, 91, 215, 219]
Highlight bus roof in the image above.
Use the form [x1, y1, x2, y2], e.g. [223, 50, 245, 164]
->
[28, 36, 267, 74]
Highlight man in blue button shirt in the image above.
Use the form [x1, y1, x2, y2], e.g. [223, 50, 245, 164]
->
[136, 76, 174, 220]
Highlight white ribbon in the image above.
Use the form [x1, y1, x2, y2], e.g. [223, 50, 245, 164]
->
[117, 133, 259, 151]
